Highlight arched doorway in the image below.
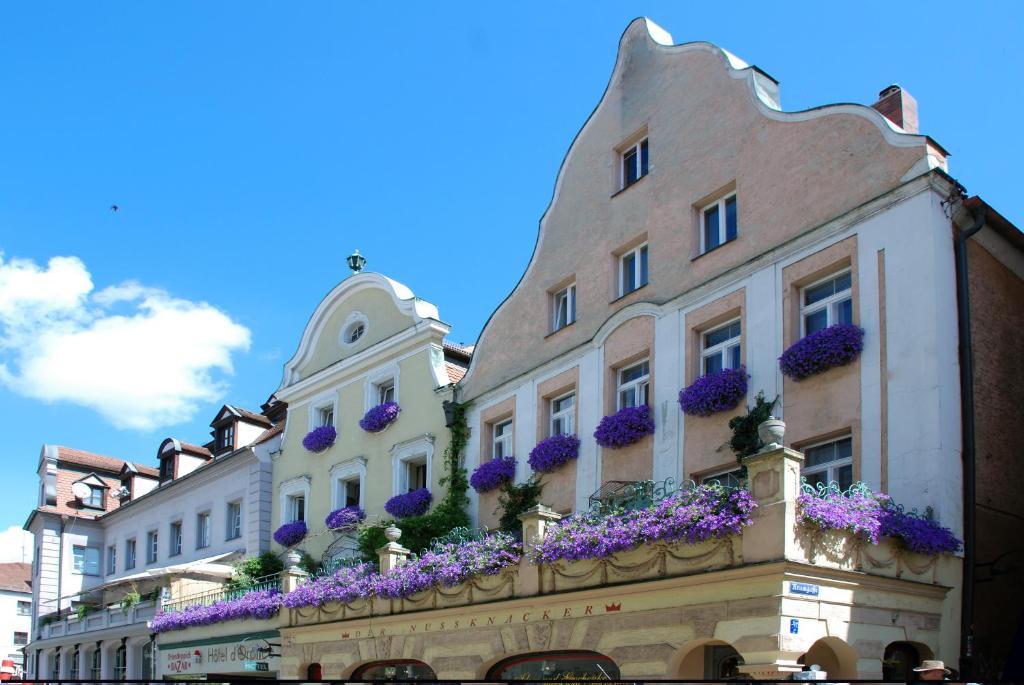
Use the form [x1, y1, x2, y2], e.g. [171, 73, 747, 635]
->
[801, 637, 859, 680]
[487, 651, 620, 680]
[306, 662, 322, 681]
[676, 640, 744, 679]
[351, 659, 435, 681]
[883, 641, 933, 681]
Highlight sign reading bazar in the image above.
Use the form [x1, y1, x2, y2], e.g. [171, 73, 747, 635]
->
[159, 631, 280, 677]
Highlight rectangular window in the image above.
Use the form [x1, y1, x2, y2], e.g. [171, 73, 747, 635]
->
[159, 456, 174, 483]
[217, 423, 235, 451]
[226, 501, 242, 540]
[699, 467, 745, 490]
[82, 484, 104, 509]
[801, 270, 853, 336]
[146, 530, 158, 564]
[91, 649, 101, 680]
[621, 138, 649, 189]
[619, 244, 649, 296]
[169, 521, 183, 556]
[617, 360, 650, 409]
[125, 539, 136, 570]
[406, 458, 428, 492]
[550, 393, 575, 436]
[492, 420, 513, 459]
[13, 632, 27, 646]
[701, 194, 738, 254]
[802, 437, 854, 492]
[552, 284, 576, 332]
[286, 495, 305, 523]
[196, 512, 211, 548]
[107, 544, 117, 574]
[338, 477, 361, 508]
[377, 380, 396, 405]
[16, 600, 31, 616]
[317, 405, 335, 427]
[702, 320, 742, 375]
[72, 546, 100, 576]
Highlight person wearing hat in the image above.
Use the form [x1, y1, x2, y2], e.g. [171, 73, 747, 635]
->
[913, 660, 951, 680]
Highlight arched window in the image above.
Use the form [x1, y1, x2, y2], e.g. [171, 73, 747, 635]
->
[306, 662, 322, 681]
[91, 647, 102, 680]
[351, 660, 435, 681]
[883, 642, 924, 681]
[114, 643, 127, 681]
[69, 646, 80, 681]
[487, 651, 620, 681]
[705, 644, 744, 679]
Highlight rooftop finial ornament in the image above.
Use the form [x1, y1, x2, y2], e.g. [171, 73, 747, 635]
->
[346, 249, 367, 274]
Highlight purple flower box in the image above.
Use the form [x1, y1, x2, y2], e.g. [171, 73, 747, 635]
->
[470, 456, 516, 493]
[325, 506, 366, 532]
[302, 425, 336, 453]
[779, 323, 865, 380]
[384, 487, 433, 518]
[151, 589, 283, 633]
[678, 366, 748, 416]
[533, 485, 757, 565]
[273, 520, 307, 547]
[359, 402, 401, 433]
[593, 405, 655, 449]
[528, 434, 580, 473]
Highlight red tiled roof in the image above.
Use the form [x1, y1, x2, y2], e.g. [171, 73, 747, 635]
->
[252, 423, 284, 445]
[178, 442, 212, 458]
[234, 407, 273, 427]
[445, 361, 468, 384]
[0, 563, 30, 593]
[442, 340, 473, 360]
[56, 446, 128, 474]
[130, 462, 160, 478]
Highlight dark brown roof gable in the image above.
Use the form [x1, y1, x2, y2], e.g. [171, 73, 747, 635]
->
[120, 461, 159, 478]
[212, 404, 273, 428]
[0, 563, 31, 593]
[179, 442, 213, 458]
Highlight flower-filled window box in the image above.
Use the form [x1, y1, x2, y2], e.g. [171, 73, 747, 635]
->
[678, 366, 748, 417]
[470, 456, 516, 493]
[302, 425, 336, 453]
[359, 402, 401, 433]
[779, 323, 864, 380]
[384, 487, 432, 518]
[273, 520, 308, 547]
[325, 506, 366, 532]
[593, 405, 655, 449]
[528, 434, 581, 473]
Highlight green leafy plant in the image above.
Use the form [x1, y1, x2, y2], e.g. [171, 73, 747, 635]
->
[75, 604, 98, 621]
[298, 551, 320, 575]
[727, 392, 779, 466]
[358, 401, 473, 561]
[496, 477, 544, 534]
[225, 552, 285, 592]
[120, 590, 141, 614]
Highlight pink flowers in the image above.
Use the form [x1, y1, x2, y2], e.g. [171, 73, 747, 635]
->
[593, 405, 655, 448]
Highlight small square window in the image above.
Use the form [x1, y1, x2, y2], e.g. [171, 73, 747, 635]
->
[81, 484, 105, 509]
[550, 393, 575, 436]
[801, 271, 853, 336]
[14, 632, 27, 646]
[802, 437, 854, 491]
[16, 600, 31, 616]
[317, 405, 335, 428]
[73, 546, 100, 575]
[617, 360, 650, 410]
[552, 284, 576, 332]
[621, 138, 649, 189]
[378, 380, 396, 405]
[701, 320, 742, 375]
[339, 477, 361, 508]
[619, 244, 649, 297]
[700, 194, 738, 254]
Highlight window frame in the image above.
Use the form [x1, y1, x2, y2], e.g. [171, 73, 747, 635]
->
[550, 392, 576, 437]
[552, 283, 576, 332]
[82, 484, 105, 509]
[125, 538, 136, 570]
[699, 193, 738, 255]
[492, 419, 513, 460]
[285, 494, 306, 524]
[698, 466, 745, 490]
[114, 643, 126, 681]
[331, 460, 367, 511]
[16, 600, 31, 616]
[169, 521, 183, 556]
[616, 360, 650, 410]
[799, 269, 853, 337]
[701, 319, 742, 376]
[72, 545, 100, 576]
[226, 500, 242, 541]
[801, 435, 855, 491]
[196, 511, 211, 549]
[106, 544, 117, 575]
[620, 137, 649, 190]
[216, 423, 235, 451]
[91, 648, 102, 680]
[13, 631, 28, 646]
[309, 393, 339, 432]
[618, 244, 649, 297]
[146, 530, 158, 565]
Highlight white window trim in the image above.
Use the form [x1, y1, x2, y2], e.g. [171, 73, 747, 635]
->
[169, 521, 183, 557]
[701, 319, 742, 375]
[279, 475, 312, 524]
[226, 499, 243, 540]
[799, 268, 853, 337]
[391, 434, 434, 497]
[339, 310, 369, 348]
[308, 391, 339, 432]
[552, 283, 576, 332]
[616, 360, 650, 410]
[619, 137, 648, 189]
[699, 465, 745, 488]
[618, 243, 648, 297]
[550, 392, 575, 437]
[146, 530, 159, 564]
[699, 192, 738, 254]
[801, 435, 854, 486]
[364, 363, 401, 412]
[195, 511, 212, 549]
[72, 546, 101, 576]
[330, 458, 367, 511]
[492, 419, 513, 460]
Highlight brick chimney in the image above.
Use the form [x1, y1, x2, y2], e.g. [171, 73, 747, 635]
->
[871, 84, 918, 133]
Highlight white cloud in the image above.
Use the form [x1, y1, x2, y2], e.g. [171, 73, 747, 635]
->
[0, 525, 33, 563]
[0, 254, 251, 430]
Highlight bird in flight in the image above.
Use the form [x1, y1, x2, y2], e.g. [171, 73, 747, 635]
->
[110, 204, 119, 212]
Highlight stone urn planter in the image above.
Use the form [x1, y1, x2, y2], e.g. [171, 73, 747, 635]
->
[384, 525, 402, 543]
[285, 548, 302, 569]
[757, 417, 785, 451]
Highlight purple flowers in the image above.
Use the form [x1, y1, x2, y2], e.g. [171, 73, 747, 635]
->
[528, 434, 580, 473]
[359, 402, 401, 433]
[302, 425, 336, 453]
[384, 488, 433, 518]
[273, 521, 308, 547]
[533, 485, 757, 565]
[797, 485, 961, 556]
[325, 506, 365, 532]
[678, 367, 748, 416]
[151, 589, 282, 633]
[779, 323, 864, 380]
[470, 456, 516, 493]
[593, 405, 655, 448]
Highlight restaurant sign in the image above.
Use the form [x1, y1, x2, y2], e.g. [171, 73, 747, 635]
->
[158, 630, 280, 677]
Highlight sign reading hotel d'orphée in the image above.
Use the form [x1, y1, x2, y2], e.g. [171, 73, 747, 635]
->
[160, 636, 280, 676]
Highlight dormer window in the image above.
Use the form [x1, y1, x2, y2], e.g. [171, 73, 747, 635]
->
[159, 457, 174, 483]
[216, 423, 234, 451]
[82, 485, 104, 509]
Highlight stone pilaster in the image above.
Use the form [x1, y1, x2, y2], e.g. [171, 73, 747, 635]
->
[740, 445, 805, 564]
[517, 505, 562, 596]
[377, 542, 411, 573]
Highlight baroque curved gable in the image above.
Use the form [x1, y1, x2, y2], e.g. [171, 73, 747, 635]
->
[459, 17, 944, 400]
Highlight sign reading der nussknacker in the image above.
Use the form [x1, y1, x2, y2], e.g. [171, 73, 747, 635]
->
[158, 630, 281, 677]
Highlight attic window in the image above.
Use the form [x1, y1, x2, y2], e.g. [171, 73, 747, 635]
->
[345, 322, 365, 344]
[339, 311, 370, 348]
[216, 423, 234, 451]
[159, 457, 174, 483]
[82, 485, 105, 509]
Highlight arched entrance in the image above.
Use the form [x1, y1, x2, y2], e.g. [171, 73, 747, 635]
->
[801, 637, 859, 680]
[882, 641, 934, 681]
[306, 662, 322, 681]
[351, 659, 435, 681]
[675, 640, 744, 679]
[486, 651, 620, 680]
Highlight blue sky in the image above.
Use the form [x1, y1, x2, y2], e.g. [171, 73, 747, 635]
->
[1, 1, 1021, 554]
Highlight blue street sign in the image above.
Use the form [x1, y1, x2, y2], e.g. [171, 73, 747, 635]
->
[790, 619, 799, 634]
[789, 582, 819, 596]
